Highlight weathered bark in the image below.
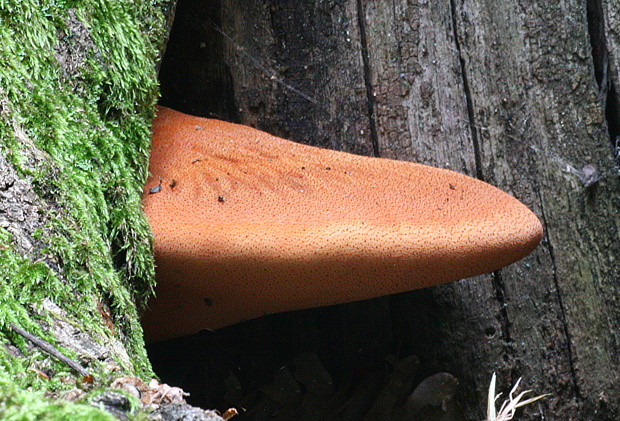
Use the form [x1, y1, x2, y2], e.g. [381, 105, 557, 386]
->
[159, 0, 620, 419]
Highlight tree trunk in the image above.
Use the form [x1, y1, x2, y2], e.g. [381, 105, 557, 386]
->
[159, 0, 620, 419]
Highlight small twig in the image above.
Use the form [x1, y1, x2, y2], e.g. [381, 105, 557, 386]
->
[10, 323, 91, 378]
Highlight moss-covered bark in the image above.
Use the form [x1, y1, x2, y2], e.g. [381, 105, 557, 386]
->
[0, 1, 172, 418]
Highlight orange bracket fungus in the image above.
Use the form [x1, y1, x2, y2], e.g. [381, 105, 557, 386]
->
[141, 106, 543, 342]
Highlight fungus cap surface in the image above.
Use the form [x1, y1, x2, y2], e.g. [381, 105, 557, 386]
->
[142, 106, 543, 342]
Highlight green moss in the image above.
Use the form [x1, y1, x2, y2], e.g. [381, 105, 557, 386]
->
[0, 380, 117, 421]
[0, 345, 136, 421]
[0, 0, 170, 417]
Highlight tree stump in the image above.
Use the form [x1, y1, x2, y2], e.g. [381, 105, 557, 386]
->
[157, 0, 620, 419]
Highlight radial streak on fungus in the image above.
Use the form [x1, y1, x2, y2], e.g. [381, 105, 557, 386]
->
[141, 106, 543, 342]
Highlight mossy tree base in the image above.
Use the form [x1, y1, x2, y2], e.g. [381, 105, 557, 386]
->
[0, 0, 180, 419]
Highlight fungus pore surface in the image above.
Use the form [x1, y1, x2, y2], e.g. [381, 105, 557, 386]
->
[141, 106, 543, 342]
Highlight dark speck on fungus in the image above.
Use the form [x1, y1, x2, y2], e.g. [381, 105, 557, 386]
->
[148, 177, 162, 194]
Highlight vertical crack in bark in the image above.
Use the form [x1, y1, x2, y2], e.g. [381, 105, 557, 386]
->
[536, 190, 582, 407]
[356, 0, 380, 157]
[448, 0, 518, 369]
[449, 0, 483, 181]
[490, 271, 512, 347]
[586, 0, 620, 151]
